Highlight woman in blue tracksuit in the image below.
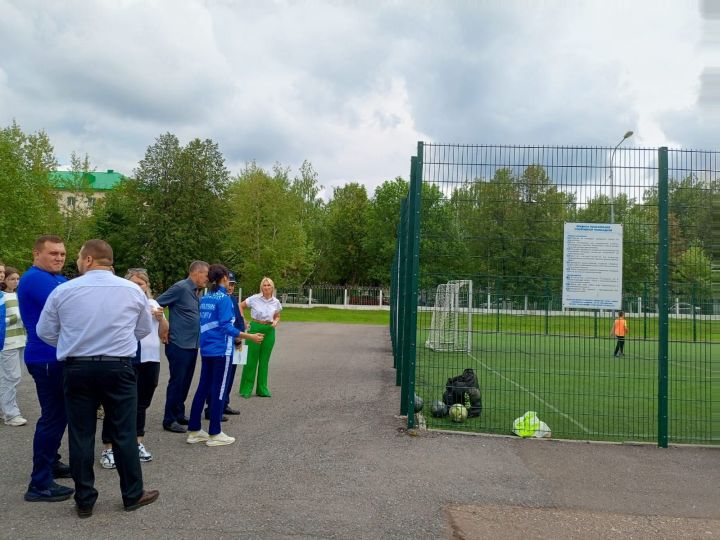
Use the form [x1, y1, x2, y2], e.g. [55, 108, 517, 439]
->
[186, 264, 263, 447]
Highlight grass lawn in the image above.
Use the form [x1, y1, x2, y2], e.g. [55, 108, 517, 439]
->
[414, 312, 719, 444]
[280, 307, 389, 325]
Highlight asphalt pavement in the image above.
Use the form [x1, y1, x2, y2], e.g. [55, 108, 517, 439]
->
[1, 322, 718, 539]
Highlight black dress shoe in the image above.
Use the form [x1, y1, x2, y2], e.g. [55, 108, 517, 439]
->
[162, 421, 187, 433]
[176, 416, 189, 425]
[124, 489, 159, 512]
[76, 505, 93, 518]
[52, 461, 72, 479]
[223, 406, 240, 415]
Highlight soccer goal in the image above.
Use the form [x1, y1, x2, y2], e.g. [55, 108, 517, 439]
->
[425, 280, 473, 352]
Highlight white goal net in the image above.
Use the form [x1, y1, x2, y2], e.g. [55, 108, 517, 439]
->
[425, 280, 473, 352]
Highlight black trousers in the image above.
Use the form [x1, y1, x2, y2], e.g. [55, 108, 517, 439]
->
[163, 343, 198, 426]
[63, 359, 143, 508]
[102, 362, 160, 443]
[614, 336, 625, 356]
[135, 362, 160, 437]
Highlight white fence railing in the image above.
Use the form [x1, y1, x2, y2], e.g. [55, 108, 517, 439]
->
[238, 285, 391, 310]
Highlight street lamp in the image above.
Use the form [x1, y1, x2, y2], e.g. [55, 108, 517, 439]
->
[609, 130, 634, 223]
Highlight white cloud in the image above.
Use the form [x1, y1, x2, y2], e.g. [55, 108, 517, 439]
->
[0, 0, 714, 198]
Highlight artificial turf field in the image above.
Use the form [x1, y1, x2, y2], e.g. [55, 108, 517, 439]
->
[414, 313, 719, 445]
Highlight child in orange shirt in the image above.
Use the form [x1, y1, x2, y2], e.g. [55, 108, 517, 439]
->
[612, 311, 628, 357]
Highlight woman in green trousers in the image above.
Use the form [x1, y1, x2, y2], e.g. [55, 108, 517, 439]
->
[239, 277, 282, 398]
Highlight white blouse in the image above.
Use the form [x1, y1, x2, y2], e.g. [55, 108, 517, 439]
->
[140, 298, 163, 363]
[246, 294, 282, 322]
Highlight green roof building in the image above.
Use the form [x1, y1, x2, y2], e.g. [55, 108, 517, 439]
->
[51, 169, 126, 213]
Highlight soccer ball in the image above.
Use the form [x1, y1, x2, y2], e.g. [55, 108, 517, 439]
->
[449, 404, 468, 423]
[414, 394, 424, 413]
[430, 400, 448, 418]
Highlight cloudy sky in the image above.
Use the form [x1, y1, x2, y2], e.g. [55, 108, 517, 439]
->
[1, 0, 718, 198]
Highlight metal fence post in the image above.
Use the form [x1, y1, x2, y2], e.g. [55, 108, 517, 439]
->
[403, 147, 423, 429]
[692, 283, 697, 342]
[643, 281, 648, 340]
[657, 146, 669, 448]
[396, 197, 409, 390]
[400, 158, 418, 417]
[594, 310, 598, 338]
[544, 278, 550, 335]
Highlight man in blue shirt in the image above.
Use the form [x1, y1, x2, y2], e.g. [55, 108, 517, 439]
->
[38, 239, 158, 517]
[156, 260, 209, 433]
[17, 235, 74, 503]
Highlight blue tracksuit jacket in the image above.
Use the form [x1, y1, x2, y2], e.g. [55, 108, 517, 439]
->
[199, 286, 240, 358]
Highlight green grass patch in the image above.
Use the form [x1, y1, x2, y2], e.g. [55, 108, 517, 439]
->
[280, 307, 389, 325]
[451, 312, 720, 342]
[414, 313, 719, 444]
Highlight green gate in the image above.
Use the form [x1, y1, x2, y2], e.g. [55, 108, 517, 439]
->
[391, 143, 719, 446]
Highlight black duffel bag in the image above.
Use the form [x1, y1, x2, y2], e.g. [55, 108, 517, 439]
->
[442, 368, 482, 417]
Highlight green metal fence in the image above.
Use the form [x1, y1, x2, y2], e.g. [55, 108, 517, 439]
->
[391, 142, 719, 446]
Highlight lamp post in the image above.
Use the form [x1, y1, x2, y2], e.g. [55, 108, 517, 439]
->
[609, 130, 634, 223]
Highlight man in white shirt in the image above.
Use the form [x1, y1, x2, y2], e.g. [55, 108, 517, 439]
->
[37, 239, 159, 518]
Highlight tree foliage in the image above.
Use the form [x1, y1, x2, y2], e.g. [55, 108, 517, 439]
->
[138, 134, 230, 289]
[222, 163, 314, 290]
[59, 152, 96, 274]
[0, 121, 62, 268]
[320, 183, 370, 284]
[364, 177, 408, 284]
[672, 245, 712, 298]
[3, 124, 715, 301]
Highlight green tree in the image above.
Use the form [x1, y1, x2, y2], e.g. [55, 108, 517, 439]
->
[364, 177, 409, 285]
[222, 163, 314, 290]
[134, 133, 231, 290]
[58, 152, 97, 273]
[416, 181, 469, 293]
[320, 183, 370, 284]
[449, 169, 524, 293]
[290, 160, 324, 228]
[621, 202, 659, 295]
[672, 245, 712, 299]
[290, 160, 325, 283]
[668, 175, 718, 252]
[90, 177, 146, 277]
[514, 165, 575, 292]
[0, 121, 62, 268]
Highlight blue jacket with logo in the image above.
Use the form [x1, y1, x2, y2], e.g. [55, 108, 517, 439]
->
[199, 286, 240, 358]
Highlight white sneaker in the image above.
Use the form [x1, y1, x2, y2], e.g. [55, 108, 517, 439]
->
[186, 429, 210, 444]
[206, 432, 235, 447]
[4, 415, 27, 427]
[138, 443, 153, 462]
[100, 449, 116, 469]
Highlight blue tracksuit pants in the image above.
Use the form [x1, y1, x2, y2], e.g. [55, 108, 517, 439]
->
[188, 356, 232, 436]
